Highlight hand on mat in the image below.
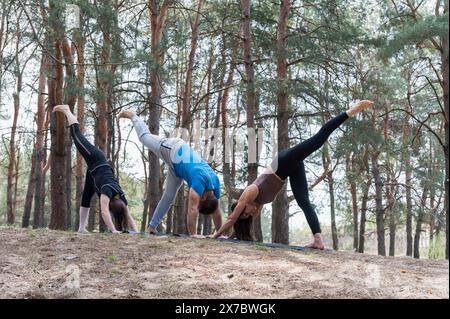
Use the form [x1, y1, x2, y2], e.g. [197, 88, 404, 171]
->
[206, 234, 228, 239]
[190, 234, 206, 239]
[146, 226, 157, 235]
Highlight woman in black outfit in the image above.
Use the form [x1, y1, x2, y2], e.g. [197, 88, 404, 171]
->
[53, 104, 138, 233]
[213, 100, 374, 249]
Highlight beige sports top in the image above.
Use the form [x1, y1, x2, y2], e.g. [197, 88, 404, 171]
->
[253, 168, 286, 205]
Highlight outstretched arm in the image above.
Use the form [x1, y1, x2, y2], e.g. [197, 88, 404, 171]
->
[100, 194, 121, 234]
[212, 185, 259, 239]
[212, 206, 222, 232]
[125, 207, 138, 232]
[212, 201, 245, 238]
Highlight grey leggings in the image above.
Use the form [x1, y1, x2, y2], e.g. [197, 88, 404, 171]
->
[131, 115, 184, 229]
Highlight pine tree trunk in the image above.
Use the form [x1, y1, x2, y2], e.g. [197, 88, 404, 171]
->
[61, 37, 77, 231]
[414, 186, 429, 259]
[141, 156, 150, 232]
[0, 1, 8, 108]
[241, 0, 262, 241]
[47, 2, 70, 230]
[372, 151, 385, 256]
[441, 0, 449, 259]
[358, 179, 370, 253]
[88, 196, 97, 232]
[203, 215, 212, 235]
[166, 208, 173, 234]
[181, 0, 202, 129]
[7, 90, 20, 225]
[74, 13, 85, 231]
[197, 213, 204, 234]
[404, 77, 414, 256]
[7, 19, 22, 225]
[346, 154, 359, 251]
[328, 172, 339, 250]
[96, 13, 112, 232]
[22, 148, 37, 228]
[173, 189, 186, 234]
[146, 0, 170, 231]
[33, 51, 47, 229]
[272, 0, 291, 245]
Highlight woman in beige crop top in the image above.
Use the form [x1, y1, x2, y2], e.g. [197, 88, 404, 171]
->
[213, 100, 374, 249]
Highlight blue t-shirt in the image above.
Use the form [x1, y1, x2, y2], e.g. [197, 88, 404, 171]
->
[172, 144, 221, 198]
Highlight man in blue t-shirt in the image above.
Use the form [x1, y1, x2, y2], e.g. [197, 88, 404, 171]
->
[118, 111, 222, 236]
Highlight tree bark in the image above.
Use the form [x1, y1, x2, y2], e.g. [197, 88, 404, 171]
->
[441, 0, 449, 260]
[7, 18, 22, 225]
[241, 0, 262, 241]
[95, 1, 114, 232]
[414, 185, 429, 259]
[323, 144, 338, 250]
[7, 89, 20, 225]
[272, 0, 291, 245]
[346, 154, 359, 251]
[33, 54, 48, 228]
[358, 181, 370, 253]
[74, 10, 85, 231]
[0, 1, 10, 119]
[22, 148, 37, 228]
[388, 181, 396, 257]
[372, 150, 385, 256]
[61, 38, 76, 230]
[146, 0, 170, 231]
[181, 0, 202, 129]
[48, 1, 70, 230]
[404, 77, 414, 257]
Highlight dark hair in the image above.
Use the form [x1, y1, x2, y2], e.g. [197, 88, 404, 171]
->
[230, 202, 255, 241]
[109, 197, 128, 231]
[198, 193, 219, 215]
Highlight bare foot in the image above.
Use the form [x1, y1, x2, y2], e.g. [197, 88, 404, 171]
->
[77, 228, 89, 234]
[305, 233, 325, 250]
[346, 100, 374, 117]
[117, 110, 136, 120]
[305, 242, 325, 250]
[53, 104, 71, 114]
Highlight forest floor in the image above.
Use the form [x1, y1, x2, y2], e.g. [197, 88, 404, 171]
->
[0, 227, 448, 299]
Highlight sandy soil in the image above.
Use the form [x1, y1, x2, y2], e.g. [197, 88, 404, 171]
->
[0, 227, 448, 299]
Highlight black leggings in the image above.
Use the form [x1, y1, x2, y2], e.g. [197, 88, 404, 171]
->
[70, 123, 107, 168]
[70, 124, 127, 207]
[275, 112, 349, 234]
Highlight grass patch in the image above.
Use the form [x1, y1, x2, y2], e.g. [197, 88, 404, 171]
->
[254, 245, 270, 251]
[27, 230, 36, 238]
[106, 255, 118, 263]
